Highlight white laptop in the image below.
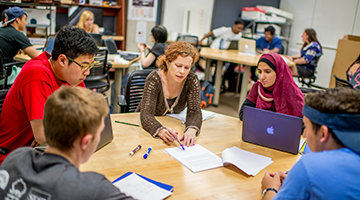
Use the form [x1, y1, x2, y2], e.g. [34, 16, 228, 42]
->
[238, 38, 256, 55]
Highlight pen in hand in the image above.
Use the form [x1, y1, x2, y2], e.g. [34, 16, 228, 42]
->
[175, 135, 185, 151]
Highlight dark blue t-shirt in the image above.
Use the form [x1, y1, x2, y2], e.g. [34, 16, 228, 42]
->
[256, 36, 282, 53]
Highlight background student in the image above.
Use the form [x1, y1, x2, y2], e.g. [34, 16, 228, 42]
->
[256, 26, 282, 54]
[286, 28, 322, 77]
[0, 7, 39, 63]
[0, 86, 134, 200]
[346, 53, 360, 89]
[239, 53, 304, 121]
[261, 87, 360, 200]
[137, 25, 168, 68]
[199, 19, 245, 92]
[0, 26, 98, 164]
[136, 41, 202, 147]
[76, 10, 100, 34]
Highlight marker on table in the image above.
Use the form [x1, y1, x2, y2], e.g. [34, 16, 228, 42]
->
[129, 145, 142, 156]
[143, 146, 152, 159]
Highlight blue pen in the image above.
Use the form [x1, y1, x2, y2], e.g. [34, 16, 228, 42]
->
[175, 136, 185, 151]
[143, 146, 152, 159]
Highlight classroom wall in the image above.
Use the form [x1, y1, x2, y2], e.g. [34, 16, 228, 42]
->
[211, 0, 280, 29]
[162, 0, 215, 41]
[280, 0, 360, 88]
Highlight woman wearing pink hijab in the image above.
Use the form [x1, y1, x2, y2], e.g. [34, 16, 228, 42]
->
[239, 53, 304, 121]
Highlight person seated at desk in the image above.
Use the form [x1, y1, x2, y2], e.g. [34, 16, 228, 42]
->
[346, 53, 360, 89]
[0, 86, 134, 200]
[136, 41, 202, 147]
[0, 7, 40, 63]
[199, 19, 245, 92]
[261, 87, 360, 200]
[239, 53, 304, 121]
[256, 26, 282, 54]
[0, 26, 98, 164]
[137, 25, 167, 68]
[286, 28, 322, 77]
[76, 10, 100, 34]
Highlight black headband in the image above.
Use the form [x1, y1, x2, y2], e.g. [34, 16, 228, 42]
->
[258, 58, 276, 73]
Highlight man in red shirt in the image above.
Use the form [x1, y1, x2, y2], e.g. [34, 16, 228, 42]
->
[0, 25, 99, 163]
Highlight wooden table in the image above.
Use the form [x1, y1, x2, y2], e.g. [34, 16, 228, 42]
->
[200, 47, 295, 111]
[109, 57, 140, 113]
[80, 113, 300, 200]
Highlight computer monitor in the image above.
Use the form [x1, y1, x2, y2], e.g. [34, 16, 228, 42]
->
[104, 38, 118, 54]
[89, 33, 103, 46]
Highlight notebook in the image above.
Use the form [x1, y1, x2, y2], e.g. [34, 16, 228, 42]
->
[113, 172, 173, 200]
[227, 40, 239, 50]
[242, 106, 303, 154]
[44, 36, 56, 54]
[89, 33, 103, 46]
[238, 38, 256, 55]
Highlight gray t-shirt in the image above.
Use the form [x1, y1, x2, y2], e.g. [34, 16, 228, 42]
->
[0, 147, 134, 200]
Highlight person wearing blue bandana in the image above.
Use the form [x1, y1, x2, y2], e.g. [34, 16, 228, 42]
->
[260, 87, 360, 200]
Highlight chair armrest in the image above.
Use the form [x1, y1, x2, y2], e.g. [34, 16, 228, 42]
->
[117, 94, 127, 113]
[4, 62, 26, 67]
[105, 62, 113, 72]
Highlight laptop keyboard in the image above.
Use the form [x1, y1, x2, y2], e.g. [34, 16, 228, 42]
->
[120, 54, 139, 61]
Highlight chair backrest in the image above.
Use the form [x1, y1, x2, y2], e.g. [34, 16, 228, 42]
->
[122, 69, 155, 113]
[0, 89, 8, 115]
[176, 35, 199, 47]
[104, 38, 118, 54]
[0, 49, 12, 89]
[85, 49, 109, 81]
[334, 75, 353, 88]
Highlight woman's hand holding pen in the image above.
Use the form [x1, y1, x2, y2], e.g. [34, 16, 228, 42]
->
[158, 128, 178, 144]
[180, 128, 196, 147]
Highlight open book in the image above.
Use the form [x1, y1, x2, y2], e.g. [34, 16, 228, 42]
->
[164, 145, 273, 176]
[166, 108, 217, 123]
[113, 172, 173, 200]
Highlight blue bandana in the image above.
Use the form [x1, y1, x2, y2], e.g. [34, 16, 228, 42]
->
[303, 104, 360, 153]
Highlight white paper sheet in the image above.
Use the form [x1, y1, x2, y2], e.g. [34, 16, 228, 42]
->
[113, 173, 172, 200]
[167, 108, 217, 124]
[222, 146, 273, 176]
[164, 144, 223, 173]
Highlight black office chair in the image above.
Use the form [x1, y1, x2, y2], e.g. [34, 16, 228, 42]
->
[0, 49, 25, 89]
[0, 89, 9, 115]
[84, 49, 112, 94]
[297, 54, 322, 88]
[333, 75, 353, 88]
[117, 69, 155, 113]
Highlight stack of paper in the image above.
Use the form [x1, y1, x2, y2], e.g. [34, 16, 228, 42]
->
[167, 108, 217, 124]
[164, 144, 223, 173]
[164, 145, 273, 176]
[222, 146, 273, 176]
[113, 172, 173, 200]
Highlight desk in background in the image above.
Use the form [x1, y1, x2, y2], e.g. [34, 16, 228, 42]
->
[200, 47, 295, 111]
[80, 113, 300, 199]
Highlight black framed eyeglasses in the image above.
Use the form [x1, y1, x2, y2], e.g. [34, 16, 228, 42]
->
[67, 56, 97, 71]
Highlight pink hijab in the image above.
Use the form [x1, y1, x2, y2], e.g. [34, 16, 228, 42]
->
[247, 53, 304, 117]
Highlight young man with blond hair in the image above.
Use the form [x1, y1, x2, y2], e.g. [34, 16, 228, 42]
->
[261, 87, 360, 199]
[0, 86, 134, 200]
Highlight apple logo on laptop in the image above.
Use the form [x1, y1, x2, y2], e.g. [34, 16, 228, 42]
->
[245, 44, 249, 49]
[266, 126, 274, 135]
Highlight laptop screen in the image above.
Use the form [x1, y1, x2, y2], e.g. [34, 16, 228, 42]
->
[89, 33, 103, 46]
[44, 37, 55, 54]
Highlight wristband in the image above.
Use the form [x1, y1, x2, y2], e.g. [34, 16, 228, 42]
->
[262, 188, 278, 197]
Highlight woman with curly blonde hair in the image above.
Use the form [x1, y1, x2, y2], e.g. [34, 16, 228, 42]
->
[76, 10, 99, 34]
[136, 41, 202, 147]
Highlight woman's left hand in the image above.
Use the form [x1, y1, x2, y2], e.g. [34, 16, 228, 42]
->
[180, 128, 197, 147]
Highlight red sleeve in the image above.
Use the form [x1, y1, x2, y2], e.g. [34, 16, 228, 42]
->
[20, 80, 54, 121]
[247, 81, 259, 104]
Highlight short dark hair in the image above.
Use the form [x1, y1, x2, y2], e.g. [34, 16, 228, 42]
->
[234, 19, 244, 25]
[265, 26, 275, 35]
[151, 25, 168, 43]
[304, 87, 360, 145]
[52, 26, 98, 62]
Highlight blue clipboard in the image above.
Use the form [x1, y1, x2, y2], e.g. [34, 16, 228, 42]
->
[112, 172, 174, 192]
